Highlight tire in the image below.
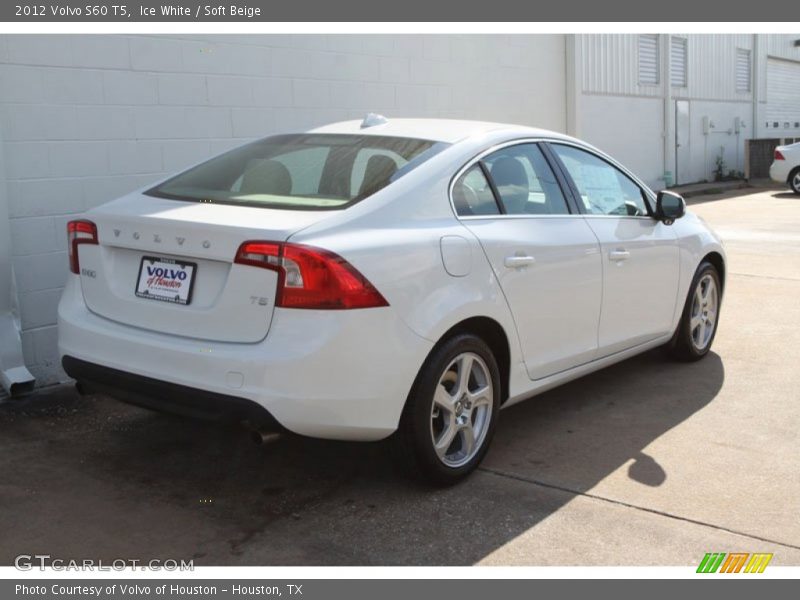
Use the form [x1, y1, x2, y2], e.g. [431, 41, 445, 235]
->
[392, 333, 501, 485]
[789, 167, 800, 195]
[667, 261, 722, 361]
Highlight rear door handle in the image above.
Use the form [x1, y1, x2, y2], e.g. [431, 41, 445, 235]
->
[609, 249, 630, 262]
[504, 255, 536, 269]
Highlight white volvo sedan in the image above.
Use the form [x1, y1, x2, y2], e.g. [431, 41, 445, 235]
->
[769, 141, 800, 194]
[59, 117, 725, 483]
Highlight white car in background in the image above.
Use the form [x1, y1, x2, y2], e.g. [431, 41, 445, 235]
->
[58, 117, 726, 484]
[770, 141, 800, 194]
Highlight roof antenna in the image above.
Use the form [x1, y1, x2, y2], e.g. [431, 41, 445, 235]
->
[360, 113, 389, 129]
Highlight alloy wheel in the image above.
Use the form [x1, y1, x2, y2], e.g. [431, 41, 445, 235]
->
[430, 352, 493, 468]
[690, 273, 718, 351]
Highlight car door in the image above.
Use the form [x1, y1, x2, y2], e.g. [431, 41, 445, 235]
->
[453, 142, 603, 380]
[547, 142, 680, 356]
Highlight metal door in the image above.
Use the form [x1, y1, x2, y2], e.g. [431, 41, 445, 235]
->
[675, 100, 690, 185]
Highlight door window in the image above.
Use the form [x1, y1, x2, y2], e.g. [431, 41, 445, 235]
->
[452, 165, 501, 216]
[550, 144, 650, 217]
[483, 144, 570, 215]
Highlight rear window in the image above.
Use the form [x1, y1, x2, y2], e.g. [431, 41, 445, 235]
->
[147, 134, 447, 210]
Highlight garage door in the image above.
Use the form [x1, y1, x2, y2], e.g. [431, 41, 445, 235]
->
[766, 58, 800, 134]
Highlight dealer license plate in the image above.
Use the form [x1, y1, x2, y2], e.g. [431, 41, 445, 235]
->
[135, 256, 197, 305]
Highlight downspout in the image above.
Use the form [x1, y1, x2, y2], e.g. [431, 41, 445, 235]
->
[752, 34, 760, 141]
[0, 113, 36, 397]
[565, 34, 582, 137]
[662, 33, 673, 188]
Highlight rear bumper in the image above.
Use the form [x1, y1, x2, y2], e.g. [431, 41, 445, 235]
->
[63, 355, 279, 425]
[769, 161, 791, 183]
[58, 276, 433, 441]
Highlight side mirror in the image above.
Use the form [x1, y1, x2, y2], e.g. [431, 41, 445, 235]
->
[655, 190, 686, 225]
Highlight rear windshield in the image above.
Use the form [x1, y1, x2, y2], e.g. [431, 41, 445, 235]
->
[147, 134, 448, 210]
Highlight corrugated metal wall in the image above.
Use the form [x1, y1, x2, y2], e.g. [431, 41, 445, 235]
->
[580, 34, 755, 102]
[762, 35, 800, 62]
[581, 34, 662, 97]
[766, 59, 800, 129]
[757, 35, 800, 138]
[683, 35, 754, 101]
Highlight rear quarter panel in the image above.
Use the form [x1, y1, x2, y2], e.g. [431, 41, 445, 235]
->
[287, 138, 529, 400]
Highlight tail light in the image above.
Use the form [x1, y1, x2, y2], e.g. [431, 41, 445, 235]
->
[234, 241, 388, 310]
[775, 150, 785, 160]
[67, 220, 98, 274]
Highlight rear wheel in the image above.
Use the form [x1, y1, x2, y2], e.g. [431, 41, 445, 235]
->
[789, 168, 800, 195]
[668, 261, 721, 361]
[393, 333, 500, 485]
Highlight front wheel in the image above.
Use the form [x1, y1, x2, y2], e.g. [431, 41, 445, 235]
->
[668, 261, 721, 361]
[392, 333, 501, 485]
[789, 168, 800, 195]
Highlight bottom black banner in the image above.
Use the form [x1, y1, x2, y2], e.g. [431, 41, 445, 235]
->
[1, 579, 787, 600]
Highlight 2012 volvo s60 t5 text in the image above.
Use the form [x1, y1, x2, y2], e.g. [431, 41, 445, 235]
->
[59, 116, 725, 483]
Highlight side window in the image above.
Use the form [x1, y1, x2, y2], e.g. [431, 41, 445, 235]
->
[550, 144, 650, 217]
[483, 144, 570, 215]
[452, 165, 500, 216]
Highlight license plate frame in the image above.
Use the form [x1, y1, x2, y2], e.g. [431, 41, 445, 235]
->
[135, 256, 197, 306]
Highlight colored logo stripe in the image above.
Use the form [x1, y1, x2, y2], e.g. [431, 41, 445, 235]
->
[697, 552, 773, 573]
[697, 553, 726, 573]
[719, 553, 749, 573]
[744, 553, 773, 573]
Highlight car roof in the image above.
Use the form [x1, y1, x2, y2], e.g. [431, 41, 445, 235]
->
[308, 117, 573, 145]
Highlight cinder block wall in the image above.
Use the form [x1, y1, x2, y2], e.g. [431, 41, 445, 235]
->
[0, 34, 567, 386]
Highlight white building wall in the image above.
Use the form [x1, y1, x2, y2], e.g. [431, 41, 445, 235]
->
[761, 34, 800, 60]
[581, 34, 663, 98]
[580, 34, 755, 101]
[676, 34, 754, 103]
[579, 94, 664, 185]
[576, 34, 797, 187]
[0, 33, 567, 388]
[756, 35, 800, 139]
[684, 100, 752, 185]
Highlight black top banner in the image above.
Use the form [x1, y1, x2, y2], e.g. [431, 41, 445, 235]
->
[1, 0, 797, 22]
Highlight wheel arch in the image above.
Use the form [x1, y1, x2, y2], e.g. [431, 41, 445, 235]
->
[433, 316, 512, 405]
[702, 251, 726, 293]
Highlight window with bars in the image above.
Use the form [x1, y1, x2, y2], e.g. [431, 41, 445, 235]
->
[671, 37, 688, 87]
[736, 48, 751, 92]
[638, 34, 660, 85]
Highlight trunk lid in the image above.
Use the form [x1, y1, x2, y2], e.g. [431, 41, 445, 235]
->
[78, 193, 331, 343]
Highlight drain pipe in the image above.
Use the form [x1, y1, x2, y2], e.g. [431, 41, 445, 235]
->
[662, 33, 673, 188]
[0, 121, 35, 397]
[752, 34, 760, 141]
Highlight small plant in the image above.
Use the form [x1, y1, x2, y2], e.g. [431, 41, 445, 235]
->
[713, 149, 727, 182]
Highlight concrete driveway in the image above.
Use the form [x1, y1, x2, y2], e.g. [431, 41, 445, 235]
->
[1, 186, 798, 566]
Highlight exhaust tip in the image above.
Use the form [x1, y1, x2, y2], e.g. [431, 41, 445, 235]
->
[250, 429, 282, 446]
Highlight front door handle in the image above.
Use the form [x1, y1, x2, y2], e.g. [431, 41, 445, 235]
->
[609, 249, 631, 262]
[504, 255, 536, 269]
